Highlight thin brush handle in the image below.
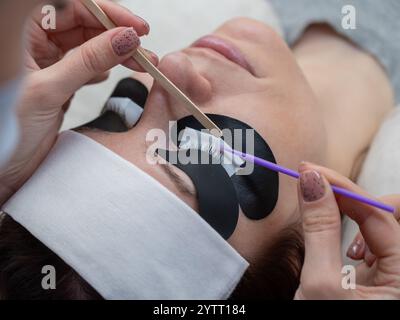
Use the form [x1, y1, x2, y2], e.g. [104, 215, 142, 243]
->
[227, 148, 395, 214]
[80, 0, 222, 137]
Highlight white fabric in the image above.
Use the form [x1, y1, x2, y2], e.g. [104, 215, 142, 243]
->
[3, 131, 248, 300]
[105, 97, 143, 128]
[0, 77, 21, 168]
[342, 107, 400, 265]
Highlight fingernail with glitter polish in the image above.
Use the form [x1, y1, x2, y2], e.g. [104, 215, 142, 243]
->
[112, 27, 140, 56]
[300, 170, 326, 202]
[136, 15, 150, 34]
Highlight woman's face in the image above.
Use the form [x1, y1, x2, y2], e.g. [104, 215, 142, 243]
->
[85, 18, 328, 262]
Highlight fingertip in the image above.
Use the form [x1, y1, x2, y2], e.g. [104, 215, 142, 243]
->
[122, 58, 146, 72]
[363, 245, 377, 267]
[346, 237, 365, 260]
[298, 171, 340, 233]
[136, 15, 150, 35]
[298, 161, 312, 173]
[96, 0, 150, 37]
[299, 170, 327, 203]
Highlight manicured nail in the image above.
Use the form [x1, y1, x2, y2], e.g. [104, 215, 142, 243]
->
[346, 238, 364, 258]
[300, 170, 325, 202]
[144, 49, 159, 65]
[112, 27, 140, 56]
[135, 15, 150, 34]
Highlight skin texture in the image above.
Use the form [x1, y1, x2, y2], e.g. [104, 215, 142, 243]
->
[293, 25, 394, 179]
[0, 0, 39, 84]
[81, 18, 394, 264]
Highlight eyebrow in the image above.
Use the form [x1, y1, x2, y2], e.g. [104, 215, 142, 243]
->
[159, 163, 197, 197]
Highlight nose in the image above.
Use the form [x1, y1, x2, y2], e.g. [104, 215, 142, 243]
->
[156, 52, 212, 104]
[214, 17, 281, 44]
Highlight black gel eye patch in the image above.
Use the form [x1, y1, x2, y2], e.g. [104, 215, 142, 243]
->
[173, 114, 279, 220]
[157, 149, 239, 240]
[83, 78, 148, 132]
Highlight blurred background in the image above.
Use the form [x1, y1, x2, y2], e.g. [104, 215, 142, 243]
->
[62, 0, 280, 130]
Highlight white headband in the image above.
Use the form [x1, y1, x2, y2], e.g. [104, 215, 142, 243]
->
[2, 131, 248, 300]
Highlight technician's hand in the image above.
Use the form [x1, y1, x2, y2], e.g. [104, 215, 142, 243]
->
[295, 162, 400, 300]
[0, 0, 158, 204]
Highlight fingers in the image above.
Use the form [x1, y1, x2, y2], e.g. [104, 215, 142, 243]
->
[380, 195, 400, 221]
[32, 0, 155, 60]
[302, 162, 400, 260]
[33, 0, 149, 36]
[47, 26, 159, 72]
[88, 0, 150, 36]
[86, 71, 110, 85]
[297, 168, 343, 294]
[355, 262, 378, 286]
[347, 194, 400, 262]
[346, 232, 366, 261]
[122, 49, 159, 73]
[40, 27, 150, 103]
[48, 27, 104, 53]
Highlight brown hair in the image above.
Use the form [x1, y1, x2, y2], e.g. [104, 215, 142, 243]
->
[230, 225, 304, 300]
[0, 214, 102, 300]
[0, 214, 303, 300]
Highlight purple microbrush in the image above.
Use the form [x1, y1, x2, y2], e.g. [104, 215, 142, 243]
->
[226, 147, 395, 214]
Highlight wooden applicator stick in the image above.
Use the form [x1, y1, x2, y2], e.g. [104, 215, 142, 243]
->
[80, 0, 223, 137]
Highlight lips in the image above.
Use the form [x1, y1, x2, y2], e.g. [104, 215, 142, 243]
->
[191, 35, 254, 75]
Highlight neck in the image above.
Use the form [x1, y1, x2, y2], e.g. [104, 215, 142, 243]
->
[293, 25, 394, 179]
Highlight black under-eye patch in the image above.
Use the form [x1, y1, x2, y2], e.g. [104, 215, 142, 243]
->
[157, 149, 239, 240]
[173, 114, 279, 220]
